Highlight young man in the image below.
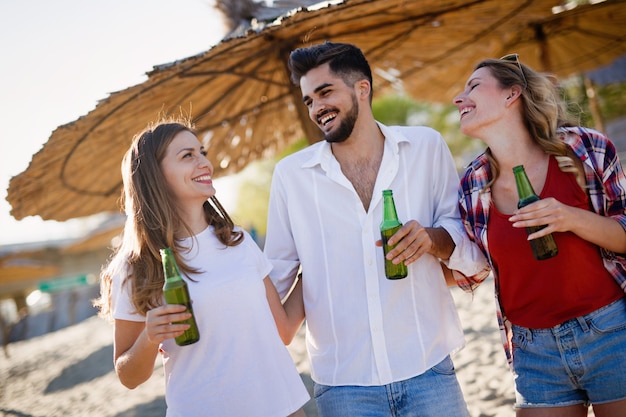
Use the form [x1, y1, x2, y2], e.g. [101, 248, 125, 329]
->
[264, 42, 489, 416]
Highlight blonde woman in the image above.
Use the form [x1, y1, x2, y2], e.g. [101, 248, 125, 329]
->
[454, 55, 626, 416]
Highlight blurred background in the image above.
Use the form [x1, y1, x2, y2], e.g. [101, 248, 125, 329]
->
[0, 3, 624, 416]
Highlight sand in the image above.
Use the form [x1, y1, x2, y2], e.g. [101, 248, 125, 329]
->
[0, 278, 597, 416]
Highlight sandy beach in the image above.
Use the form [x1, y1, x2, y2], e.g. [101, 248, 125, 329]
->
[0, 277, 596, 416]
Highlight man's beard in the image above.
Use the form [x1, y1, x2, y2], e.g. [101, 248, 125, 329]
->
[324, 94, 359, 143]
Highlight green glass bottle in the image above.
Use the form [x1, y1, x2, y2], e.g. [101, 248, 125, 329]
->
[160, 248, 200, 346]
[380, 189, 408, 279]
[512, 165, 558, 261]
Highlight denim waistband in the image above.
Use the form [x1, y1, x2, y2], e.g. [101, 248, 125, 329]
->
[511, 296, 626, 337]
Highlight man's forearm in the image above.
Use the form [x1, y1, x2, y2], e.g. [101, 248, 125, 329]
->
[425, 227, 455, 260]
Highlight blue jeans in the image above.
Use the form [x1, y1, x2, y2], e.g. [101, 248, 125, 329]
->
[512, 297, 626, 408]
[313, 355, 469, 417]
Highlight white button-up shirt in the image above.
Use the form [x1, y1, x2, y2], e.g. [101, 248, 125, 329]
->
[265, 123, 487, 386]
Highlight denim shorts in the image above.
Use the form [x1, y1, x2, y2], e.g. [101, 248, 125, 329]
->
[511, 297, 626, 408]
[313, 355, 469, 417]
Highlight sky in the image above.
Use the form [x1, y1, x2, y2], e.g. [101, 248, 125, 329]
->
[0, 0, 231, 245]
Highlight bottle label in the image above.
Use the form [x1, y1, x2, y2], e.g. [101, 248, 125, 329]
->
[381, 225, 408, 279]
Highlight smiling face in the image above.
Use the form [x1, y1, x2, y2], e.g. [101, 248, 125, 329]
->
[160, 130, 215, 207]
[453, 66, 513, 139]
[300, 62, 361, 143]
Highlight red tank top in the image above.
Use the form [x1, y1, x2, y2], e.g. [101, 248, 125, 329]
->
[488, 156, 623, 328]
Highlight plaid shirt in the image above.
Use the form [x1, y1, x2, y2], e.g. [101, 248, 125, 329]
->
[458, 126, 626, 370]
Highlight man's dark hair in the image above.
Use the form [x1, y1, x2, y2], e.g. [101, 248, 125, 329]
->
[288, 41, 373, 97]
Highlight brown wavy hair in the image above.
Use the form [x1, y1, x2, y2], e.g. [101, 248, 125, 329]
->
[94, 118, 243, 319]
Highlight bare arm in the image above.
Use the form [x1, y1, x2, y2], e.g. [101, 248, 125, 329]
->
[510, 198, 626, 254]
[113, 304, 190, 389]
[440, 263, 458, 287]
[423, 226, 456, 260]
[264, 276, 305, 345]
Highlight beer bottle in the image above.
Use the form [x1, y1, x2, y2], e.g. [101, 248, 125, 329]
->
[380, 189, 408, 279]
[160, 248, 200, 345]
[512, 165, 558, 260]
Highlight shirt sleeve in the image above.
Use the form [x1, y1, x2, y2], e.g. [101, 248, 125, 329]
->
[241, 229, 273, 281]
[264, 163, 301, 299]
[111, 270, 145, 322]
[599, 134, 626, 234]
[428, 132, 490, 287]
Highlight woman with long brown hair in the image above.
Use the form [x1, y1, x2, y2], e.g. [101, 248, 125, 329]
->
[95, 119, 308, 416]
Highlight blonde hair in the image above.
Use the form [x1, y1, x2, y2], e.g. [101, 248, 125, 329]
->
[476, 58, 585, 189]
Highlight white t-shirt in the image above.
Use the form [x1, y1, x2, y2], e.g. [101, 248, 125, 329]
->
[112, 227, 309, 417]
[265, 122, 487, 386]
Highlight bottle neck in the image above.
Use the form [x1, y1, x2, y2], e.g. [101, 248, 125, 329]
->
[164, 274, 183, 283]
[383, 196, 399, 221]
[161, 248, 183, 282]
[513, 166, 537, 198]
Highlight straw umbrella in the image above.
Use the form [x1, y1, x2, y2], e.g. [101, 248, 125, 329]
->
[7, 0, 626, 222]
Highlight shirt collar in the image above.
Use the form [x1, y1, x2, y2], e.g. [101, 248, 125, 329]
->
[468, 127, 589, 173]
[468, 149, 490, 171]
[558, 126, 589, 163]
[301, 121, 410, 170]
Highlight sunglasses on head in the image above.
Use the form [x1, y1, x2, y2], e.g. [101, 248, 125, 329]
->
[500, 53, 528, 90]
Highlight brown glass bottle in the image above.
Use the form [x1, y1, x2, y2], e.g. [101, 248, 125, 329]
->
[380, 189, 408, 279]
[512, 165, 558, 260]
[160, 248, 200, 345]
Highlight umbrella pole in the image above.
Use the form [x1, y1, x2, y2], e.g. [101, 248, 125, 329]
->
[535, 25, 604, 133]
[288, 83, 323, 144]
[535, 23, 553, 74]
[583, 75, 605, 134]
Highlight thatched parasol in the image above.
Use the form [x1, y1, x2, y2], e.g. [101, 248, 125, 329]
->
[7, 0, 626, 222]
